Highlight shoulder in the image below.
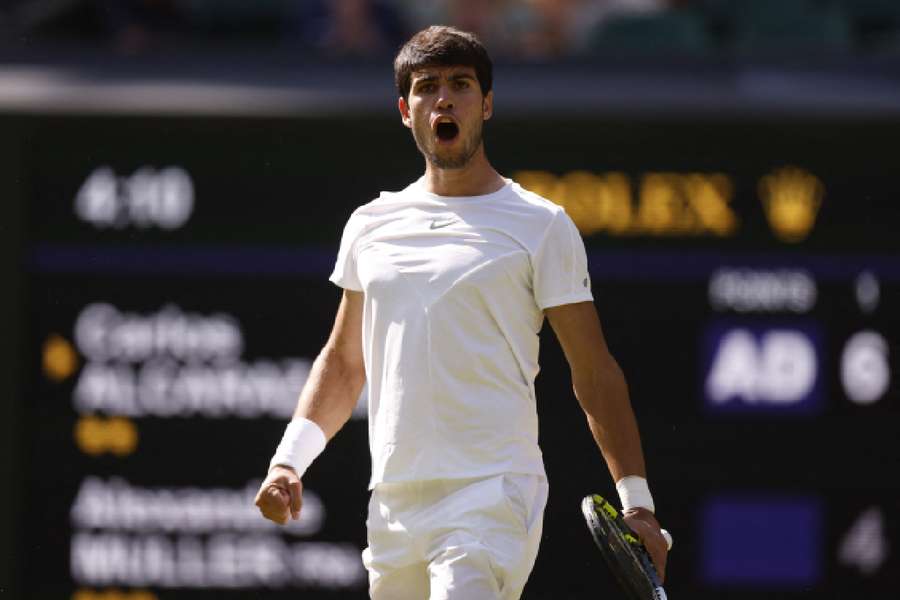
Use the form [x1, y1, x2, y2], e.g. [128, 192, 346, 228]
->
[505, 180, 569, 227]
[503, 181, 587, 261]
[349, 181, 421, 219]
[339, 181, 422, 241]
[509, 180, 564, 215]
[503, 180, 575, 237]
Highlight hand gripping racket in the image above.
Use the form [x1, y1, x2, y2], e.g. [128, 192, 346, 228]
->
[581, 494, 670, 600]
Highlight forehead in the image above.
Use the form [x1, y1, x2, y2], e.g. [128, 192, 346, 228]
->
[410, 65, 478, 83]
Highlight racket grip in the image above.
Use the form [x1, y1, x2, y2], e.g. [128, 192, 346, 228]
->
[661, 529, 673, 551]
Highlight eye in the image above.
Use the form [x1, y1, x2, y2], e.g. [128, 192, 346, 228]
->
[454, 79, 470, 89]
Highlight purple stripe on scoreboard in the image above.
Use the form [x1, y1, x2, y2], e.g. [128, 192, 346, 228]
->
[701, 494, 823, 587]
[29, 244, 900, 281]
[30, 244, 337, 276]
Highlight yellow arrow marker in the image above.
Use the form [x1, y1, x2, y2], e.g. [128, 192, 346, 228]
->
[43, 334, 79, 382]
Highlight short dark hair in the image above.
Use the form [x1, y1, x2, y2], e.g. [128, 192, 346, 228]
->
[394, 25, 493, 101]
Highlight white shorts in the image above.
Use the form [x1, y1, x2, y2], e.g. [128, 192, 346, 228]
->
[362, 473, 549, 600]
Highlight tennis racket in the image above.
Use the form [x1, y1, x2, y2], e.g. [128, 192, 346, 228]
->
[581, 494, 669, 600]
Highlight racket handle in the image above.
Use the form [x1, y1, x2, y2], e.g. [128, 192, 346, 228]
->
[661, 529, 673, 551]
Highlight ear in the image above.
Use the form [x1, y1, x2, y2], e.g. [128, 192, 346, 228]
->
[398, 96, 412, 128]
[482, 91, 494, 121]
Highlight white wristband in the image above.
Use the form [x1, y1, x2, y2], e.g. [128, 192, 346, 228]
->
[268, 418, 327, 478]
[616, 475, 655, 513]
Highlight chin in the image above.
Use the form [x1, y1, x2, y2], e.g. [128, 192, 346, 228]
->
[430, 152, 470, 170]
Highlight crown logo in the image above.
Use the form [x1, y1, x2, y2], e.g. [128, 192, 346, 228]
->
[758, 167, 823, 243]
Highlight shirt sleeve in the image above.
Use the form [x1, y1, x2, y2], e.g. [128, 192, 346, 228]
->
[533, 208, 593, 309]
[328, 212, 364, 292]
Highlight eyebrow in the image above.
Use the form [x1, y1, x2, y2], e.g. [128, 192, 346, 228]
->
[412, 72, 476, 87]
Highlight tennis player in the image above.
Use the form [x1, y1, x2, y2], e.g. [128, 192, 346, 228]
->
[255, 25, 668, 599]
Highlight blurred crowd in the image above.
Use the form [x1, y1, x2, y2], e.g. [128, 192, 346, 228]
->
[2, 0, 898, 59]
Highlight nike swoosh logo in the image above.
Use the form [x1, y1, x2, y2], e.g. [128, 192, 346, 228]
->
[429, 219, 457, 230]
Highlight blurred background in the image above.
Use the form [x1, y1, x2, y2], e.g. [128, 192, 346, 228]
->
[1, 0, 898, 598]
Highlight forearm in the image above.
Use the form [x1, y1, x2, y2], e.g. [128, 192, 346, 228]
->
[293, 343, 366, 440]
[572, 354, 646, 484]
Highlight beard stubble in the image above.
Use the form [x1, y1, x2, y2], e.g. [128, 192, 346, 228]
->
[413, 117, 483, 170]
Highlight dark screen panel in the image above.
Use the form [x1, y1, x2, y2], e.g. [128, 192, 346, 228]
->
[12, 113, 900, 599]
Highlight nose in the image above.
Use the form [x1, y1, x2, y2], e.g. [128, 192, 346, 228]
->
[436, 85, 454, 110]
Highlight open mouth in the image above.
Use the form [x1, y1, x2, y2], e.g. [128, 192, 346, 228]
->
[435, 121, 459, 141]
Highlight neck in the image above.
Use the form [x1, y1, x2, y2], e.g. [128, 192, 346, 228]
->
[421, 145, 505, 197]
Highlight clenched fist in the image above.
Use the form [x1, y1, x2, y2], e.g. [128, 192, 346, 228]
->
[254, 465, 303, 525]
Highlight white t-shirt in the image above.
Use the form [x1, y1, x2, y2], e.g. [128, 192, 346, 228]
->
[330, 177, 593, 487]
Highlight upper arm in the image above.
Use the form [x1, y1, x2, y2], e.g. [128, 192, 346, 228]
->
[326, 289, 365, 375]
[545, 301, 614, 376]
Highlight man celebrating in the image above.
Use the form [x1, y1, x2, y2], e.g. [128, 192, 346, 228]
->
[255, 25, 667, 599]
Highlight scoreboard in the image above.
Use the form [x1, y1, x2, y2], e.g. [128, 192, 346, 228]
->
[3, 112, 899, 600]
